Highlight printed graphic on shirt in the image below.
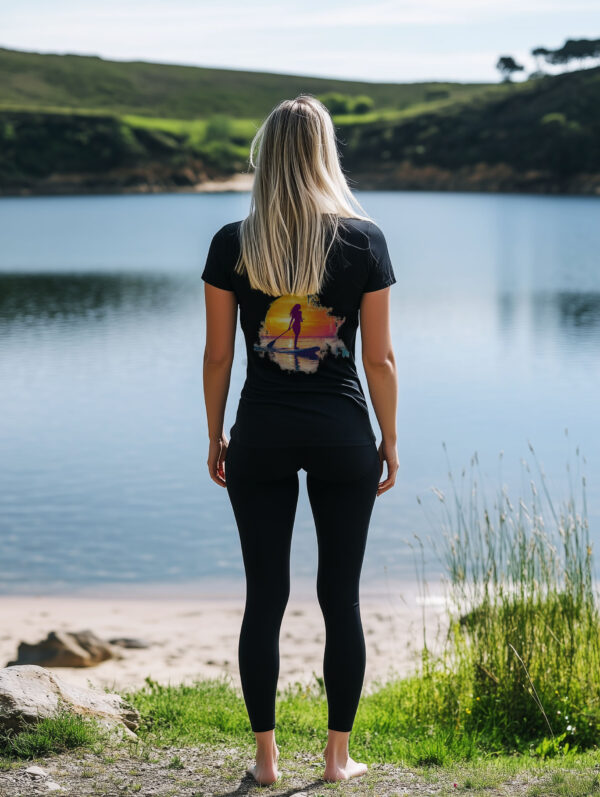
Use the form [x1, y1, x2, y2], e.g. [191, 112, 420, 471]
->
[253, 293, 350, 374]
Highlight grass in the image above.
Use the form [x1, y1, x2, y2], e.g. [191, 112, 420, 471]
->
[119, 90, 515, 140]
[0, 711, 109, 760]
[409, 437, 600, 755]
[119, 80, 519, 143]
[1, 437, 598, 793]
[0, 46, 500, 120]
[121, 114, 259, 146]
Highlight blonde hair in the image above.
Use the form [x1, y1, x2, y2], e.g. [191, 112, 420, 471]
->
[234, 94, 373, 296]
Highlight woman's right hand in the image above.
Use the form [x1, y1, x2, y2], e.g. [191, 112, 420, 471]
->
[376, 439, 398, 497]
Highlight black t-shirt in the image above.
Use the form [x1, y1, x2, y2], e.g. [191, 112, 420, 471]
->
[201, 216, 396, 447]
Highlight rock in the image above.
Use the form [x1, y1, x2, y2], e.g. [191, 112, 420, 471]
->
[46, 782, 64, 792]
[7, 629, 123, 667]
[108, 637, 151, 649]
[0, 664, 140, 738]
[24, 765, 48, 777]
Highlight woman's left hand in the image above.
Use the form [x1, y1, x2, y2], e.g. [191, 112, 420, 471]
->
[208, 437, 228, 487]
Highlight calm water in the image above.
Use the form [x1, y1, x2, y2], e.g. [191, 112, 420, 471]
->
[0, 191, 598, 597]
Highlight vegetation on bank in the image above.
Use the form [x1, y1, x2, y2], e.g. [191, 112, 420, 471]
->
[1, 64, 599, 195]
[346, 68, 600, 186]
[2, 442, 598, 795]
[1, 42, 599, 194]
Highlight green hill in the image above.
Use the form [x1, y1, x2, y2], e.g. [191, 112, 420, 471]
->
[0, 47, 598, 196]
[0, 46, 499, 119]
[341, 65, 600, 193]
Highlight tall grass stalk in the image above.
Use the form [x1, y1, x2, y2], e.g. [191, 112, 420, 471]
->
[417, 438, 600, 753]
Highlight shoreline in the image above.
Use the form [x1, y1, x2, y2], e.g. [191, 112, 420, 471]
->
[0, 582, 450, 695]
[0, 171, 256, 198]
[2, 168, 600, 198]
[0, 574, 450, 603]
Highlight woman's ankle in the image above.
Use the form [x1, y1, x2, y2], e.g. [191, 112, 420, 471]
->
[254, 729, 276, 753]
[325, 729, 351, 758]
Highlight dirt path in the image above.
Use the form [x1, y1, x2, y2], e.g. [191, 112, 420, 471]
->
[1, 742, 593, 797]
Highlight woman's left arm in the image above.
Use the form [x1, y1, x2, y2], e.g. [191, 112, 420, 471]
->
[203, 283, 237, 487]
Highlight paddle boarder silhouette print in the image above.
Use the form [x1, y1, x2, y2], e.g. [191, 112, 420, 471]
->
[289, 302, 302, 348]
[254, 294, 350, 374]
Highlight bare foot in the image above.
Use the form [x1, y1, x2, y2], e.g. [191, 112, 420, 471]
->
[322, 744, 368, 782]
[246, 741, 280, 785]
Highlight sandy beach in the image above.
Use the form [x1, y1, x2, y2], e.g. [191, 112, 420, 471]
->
[0, 581, 449, 696]
[191, 172, 255, 193]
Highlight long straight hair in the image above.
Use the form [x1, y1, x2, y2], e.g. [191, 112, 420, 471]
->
[235, 94, 373, 296]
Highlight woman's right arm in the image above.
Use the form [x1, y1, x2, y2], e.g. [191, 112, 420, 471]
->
[360, 286, 399, 496]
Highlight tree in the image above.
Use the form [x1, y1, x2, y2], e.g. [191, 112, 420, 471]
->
[351, 95, 374, 115]
[317, 92, 353, 115]
[531, 46, 550, 73]
[496, 56, 525, 82]
[540, 38, 600, 72]
[318, 93, 376, 115]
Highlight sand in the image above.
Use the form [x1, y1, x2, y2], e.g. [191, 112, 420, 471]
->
[0, 581, 450, 696]
[192, 172, 254, 192]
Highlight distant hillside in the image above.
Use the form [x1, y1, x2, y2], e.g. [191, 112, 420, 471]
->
[0, 46, 498, 118]
[341, 65, 600, 194]
[0, 48, 598, 196]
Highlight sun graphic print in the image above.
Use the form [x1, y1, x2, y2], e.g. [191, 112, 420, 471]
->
[253, 293, 350, 374]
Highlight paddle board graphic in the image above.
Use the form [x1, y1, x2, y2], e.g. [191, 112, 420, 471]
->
[254, 293, 350, 374]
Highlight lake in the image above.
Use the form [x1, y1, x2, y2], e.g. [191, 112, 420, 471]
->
[0, 191, 598, 597]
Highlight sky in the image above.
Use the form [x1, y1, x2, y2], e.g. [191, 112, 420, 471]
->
[1, 0, 599, 84]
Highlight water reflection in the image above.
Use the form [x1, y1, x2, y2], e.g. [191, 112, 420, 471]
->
[552, 291, 600, 333]
[496, 290, 600, 344]
[0, 273, 197, 325]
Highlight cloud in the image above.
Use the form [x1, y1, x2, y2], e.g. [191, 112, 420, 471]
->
[5, 0, 599, 33]
[1, 0, 595, 82]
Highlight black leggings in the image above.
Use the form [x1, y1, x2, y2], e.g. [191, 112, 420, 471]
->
[224, 437, 381, 733]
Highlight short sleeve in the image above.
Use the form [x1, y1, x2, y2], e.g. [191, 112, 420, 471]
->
[363, 222, 396, 293]
[201, 227, 234, 291]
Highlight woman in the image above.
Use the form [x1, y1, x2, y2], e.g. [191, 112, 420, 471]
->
[288, 302, 303, 349]
[201, 94, 398, 785]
